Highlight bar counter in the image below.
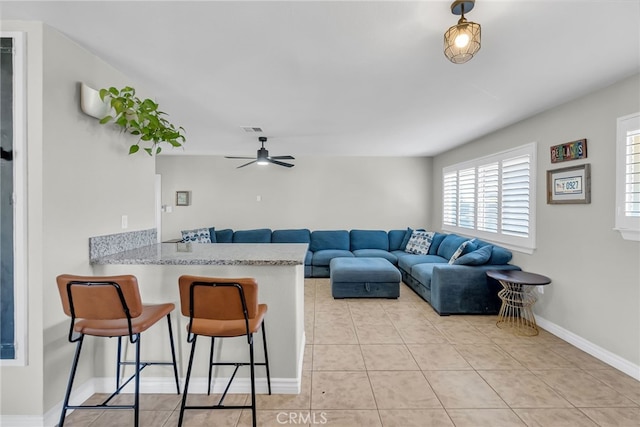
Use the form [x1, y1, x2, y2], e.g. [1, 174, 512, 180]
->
[92, 242, 307, 266]
[91, 242, 308, 395]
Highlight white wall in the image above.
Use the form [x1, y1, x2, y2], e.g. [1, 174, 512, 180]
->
[432, 74, 640, 370]
[0, 22, 157, 419]
[156, 155, 432, 240]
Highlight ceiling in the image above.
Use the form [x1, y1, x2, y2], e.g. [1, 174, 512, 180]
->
[1, 1, 639, 158]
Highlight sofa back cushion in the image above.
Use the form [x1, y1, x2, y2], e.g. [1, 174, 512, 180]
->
[436, 234, 470, 260]
[272, 229, 311, 243]
[428, 232, 447, 255]
[310, 230, 350, 251]
[232, 228, 272, 243]
[388, 230, 407, 251]
[214, 228, 233, 243]
[488, 246, 513, 264]
[473, 239, 513, 265]
[350, 230, 389, 251]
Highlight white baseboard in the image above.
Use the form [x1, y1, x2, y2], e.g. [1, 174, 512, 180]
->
[6, 334, 309, 427]
[92, 375, 300, 395]
[16, 375, 298, 427]
[0, 379, 97, 427]
[536, 314, 640, 380]
[0, 415, 47, 427]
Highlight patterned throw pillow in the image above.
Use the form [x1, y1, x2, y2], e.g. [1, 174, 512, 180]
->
[405, 231, 435, 255]
[448, 239, 476, 264]
[181, 227, 212, 243]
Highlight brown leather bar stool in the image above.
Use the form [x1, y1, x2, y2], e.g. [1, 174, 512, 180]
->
[177, 275, 271, 427]
[56, 274, 180, 427]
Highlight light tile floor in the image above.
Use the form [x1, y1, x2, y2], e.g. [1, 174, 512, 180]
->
[65, 279, 640, 426]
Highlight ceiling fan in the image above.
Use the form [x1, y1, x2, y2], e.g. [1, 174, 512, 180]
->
[225, 136, 295, 168]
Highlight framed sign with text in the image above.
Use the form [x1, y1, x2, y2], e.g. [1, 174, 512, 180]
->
[546, 164, 591, 204]
[550, 138, 587, 163]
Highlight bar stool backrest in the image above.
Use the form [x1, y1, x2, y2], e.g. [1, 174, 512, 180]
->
[178, 276, 259, 321]
[56, 274, 143, 320]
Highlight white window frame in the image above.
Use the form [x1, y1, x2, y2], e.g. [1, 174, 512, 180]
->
[442, 142, 537, 254]
[1, 32, 28, 366]
[615, 112, 640, 241]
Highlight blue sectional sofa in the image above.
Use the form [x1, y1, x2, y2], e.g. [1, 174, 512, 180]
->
[182, 227, 520, 315]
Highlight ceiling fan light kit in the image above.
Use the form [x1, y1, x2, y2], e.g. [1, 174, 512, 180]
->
[226, 136, 295, 169]
[444, 0, 481, 64]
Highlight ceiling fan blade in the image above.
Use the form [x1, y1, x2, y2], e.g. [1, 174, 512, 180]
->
[237, 160, 257, 169]
[225, 156, 255, 159]
[270, 155, 295, 160]
[268, 158, 295, 168]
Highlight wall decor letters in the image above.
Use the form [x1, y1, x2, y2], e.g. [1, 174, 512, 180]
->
[550, 138, 587, 163]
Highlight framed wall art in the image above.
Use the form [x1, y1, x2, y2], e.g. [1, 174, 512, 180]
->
[176, 191, 191, 206]
[546, 164, 591, 204]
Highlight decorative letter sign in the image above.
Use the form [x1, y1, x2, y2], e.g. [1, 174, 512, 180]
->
[550, 139, 587, 163]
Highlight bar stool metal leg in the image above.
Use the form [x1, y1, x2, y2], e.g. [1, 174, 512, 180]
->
[207, 337, 215, 395]
[261, 322, 271, 395]
[116, 337, 123, 392]
[249, 334, 257, 427]
[133, 335, 141, 427]
[166, 313, 181, 394]
[58, 336, 85, 427]
[178, 335, 199, 427]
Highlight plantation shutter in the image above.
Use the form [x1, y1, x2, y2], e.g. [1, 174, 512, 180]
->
[458, 167, 476, 229]
[443, 171, 458, 227]
[501, 155, 531, 237]
[477, 162, 499, 232]
[625, 129, 640, 217]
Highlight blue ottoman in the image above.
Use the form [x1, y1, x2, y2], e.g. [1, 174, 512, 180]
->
[330, 257, 401, 299]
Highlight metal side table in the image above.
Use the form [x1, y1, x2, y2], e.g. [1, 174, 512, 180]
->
[486, 270, 551, 336]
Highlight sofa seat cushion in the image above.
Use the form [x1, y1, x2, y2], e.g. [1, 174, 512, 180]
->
[350, 230, 389, 251]
[312, 249, 354, 266]
[410, 263, 437, 290]
[310, 230, 350, 251]
[391, 249, 409, 258]
[304, 251, 313, 266]
[398, 254, 447, 272]
[352, 249, 397, 264]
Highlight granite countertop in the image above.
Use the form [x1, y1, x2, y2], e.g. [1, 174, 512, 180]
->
[91, 243, 308, 266]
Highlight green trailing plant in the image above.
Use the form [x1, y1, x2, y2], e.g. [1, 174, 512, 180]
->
[98, 86, 186, 155]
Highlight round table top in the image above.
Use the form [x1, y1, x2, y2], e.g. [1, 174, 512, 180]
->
[486, 269, 551, 285]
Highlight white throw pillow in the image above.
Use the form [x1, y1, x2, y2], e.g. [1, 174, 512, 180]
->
[181, 227, 212, 243]
[405, 231, 435, 255]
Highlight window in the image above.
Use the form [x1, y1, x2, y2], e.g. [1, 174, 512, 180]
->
[615, 112, 640, 241]
[1, 32, 27, 365]
[443, 143, 536, 253]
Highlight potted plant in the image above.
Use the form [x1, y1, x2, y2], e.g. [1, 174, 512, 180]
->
[98, 86, 186, 155]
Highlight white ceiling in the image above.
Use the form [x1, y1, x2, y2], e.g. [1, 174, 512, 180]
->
[1, 1, 639, 158]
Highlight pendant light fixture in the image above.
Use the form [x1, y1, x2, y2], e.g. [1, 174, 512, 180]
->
[444, 0, 481, 64]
